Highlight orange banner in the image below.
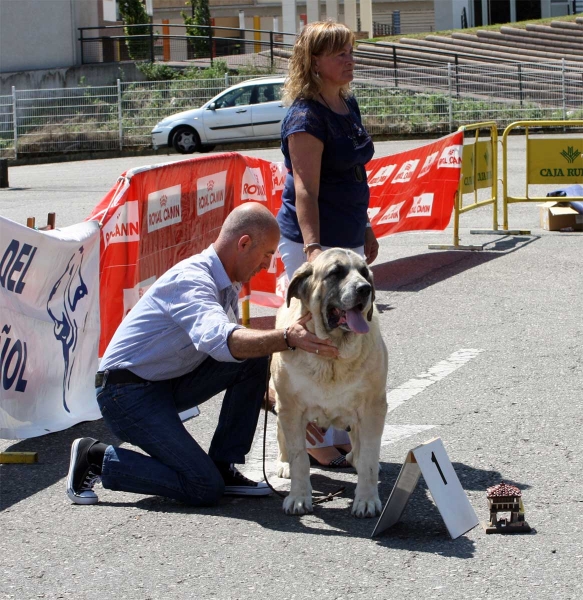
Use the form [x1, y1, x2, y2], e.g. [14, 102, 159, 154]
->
[87, 133, 463, 355]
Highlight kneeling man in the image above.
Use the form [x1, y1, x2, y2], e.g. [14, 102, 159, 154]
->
[66, 202, 338, 507]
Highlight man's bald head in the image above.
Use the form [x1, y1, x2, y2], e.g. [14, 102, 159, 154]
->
[214, 202, 280, 283]
[218, 202, 279, 247]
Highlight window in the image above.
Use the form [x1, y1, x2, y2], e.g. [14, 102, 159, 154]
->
[214, 86, 254, 109]
[256, 83, 283, 104]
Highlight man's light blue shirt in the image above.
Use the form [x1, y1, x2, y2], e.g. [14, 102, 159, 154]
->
[99, 245, 243, 380]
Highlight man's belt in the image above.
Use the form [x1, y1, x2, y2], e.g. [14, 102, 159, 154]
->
[95, 369, 148, 388]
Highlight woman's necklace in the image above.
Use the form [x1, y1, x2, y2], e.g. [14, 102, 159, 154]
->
[319, 93, 348, 114]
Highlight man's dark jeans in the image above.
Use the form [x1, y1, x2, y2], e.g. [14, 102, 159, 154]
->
[95, 356, 268, 506]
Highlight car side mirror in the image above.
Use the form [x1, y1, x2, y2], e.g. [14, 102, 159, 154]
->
[208, 102, 217, 111]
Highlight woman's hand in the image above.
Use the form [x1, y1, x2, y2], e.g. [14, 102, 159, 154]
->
[364, 226, 379, 265]
[305, 422, 326, 445]
[306, 245, 323, 262]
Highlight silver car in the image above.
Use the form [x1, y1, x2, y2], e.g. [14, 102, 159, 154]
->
[151, 76, 287, 154]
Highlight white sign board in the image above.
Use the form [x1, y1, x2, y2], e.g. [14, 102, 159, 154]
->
[372, 438, 479, 539]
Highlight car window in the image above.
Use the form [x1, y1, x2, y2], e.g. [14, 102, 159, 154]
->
[256, 83, 282, 104]
[214, 86, 254, 109]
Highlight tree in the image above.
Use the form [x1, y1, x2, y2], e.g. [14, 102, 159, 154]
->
[182, 0, 211, 58]
[119, 0, 151, 60]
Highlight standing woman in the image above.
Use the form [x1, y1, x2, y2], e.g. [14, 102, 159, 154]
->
[277, 21, 379, 468]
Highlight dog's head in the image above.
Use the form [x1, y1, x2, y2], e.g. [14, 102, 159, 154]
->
[287, 248, 375, 338]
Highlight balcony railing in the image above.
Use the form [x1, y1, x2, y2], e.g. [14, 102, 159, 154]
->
[78, 23, 296, 68]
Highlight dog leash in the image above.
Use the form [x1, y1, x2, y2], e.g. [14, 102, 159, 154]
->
[261, 355, 345, 505]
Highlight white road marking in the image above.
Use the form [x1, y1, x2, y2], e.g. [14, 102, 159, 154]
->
[244, 349, 483, 480]
[386, 349, 484, 413]
[380, 424, 436, 447]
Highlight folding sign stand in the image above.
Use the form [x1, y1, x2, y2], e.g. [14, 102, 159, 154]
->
[372, 438, 479, 540]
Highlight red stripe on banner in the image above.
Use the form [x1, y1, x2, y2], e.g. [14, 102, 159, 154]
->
[87, 133, 462, 356]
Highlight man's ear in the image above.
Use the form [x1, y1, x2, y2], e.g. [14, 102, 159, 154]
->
[287, 261, 313, 307]
[237, 234, 252, 253]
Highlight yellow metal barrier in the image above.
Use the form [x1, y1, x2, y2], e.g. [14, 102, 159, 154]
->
[502, 120, 583, 230]
[242, 282, 251, 327]
[429, 122, 499, 251]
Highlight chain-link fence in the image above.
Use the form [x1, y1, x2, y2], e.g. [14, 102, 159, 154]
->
[1, 62, 582, 159]
[0, 93, 15, 158]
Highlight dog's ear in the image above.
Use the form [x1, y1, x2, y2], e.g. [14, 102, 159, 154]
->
[366, 268, 375, 322]
[286, 261, 313, 307]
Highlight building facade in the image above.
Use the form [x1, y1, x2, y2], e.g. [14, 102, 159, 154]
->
[0, 0, 579, 76]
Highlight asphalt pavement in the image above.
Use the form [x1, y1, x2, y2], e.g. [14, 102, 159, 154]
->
[1, 139, 582, 600]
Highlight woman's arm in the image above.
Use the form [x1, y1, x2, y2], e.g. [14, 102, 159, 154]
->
[288, 132, 325, 261]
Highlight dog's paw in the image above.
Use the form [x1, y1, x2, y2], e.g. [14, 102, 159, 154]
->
[283, 494, 313, 515]
[351, 495, 382, 518]
[276, 461, 291, 479]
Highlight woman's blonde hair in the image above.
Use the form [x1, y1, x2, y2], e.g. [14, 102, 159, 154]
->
[282, 21, 355, 105]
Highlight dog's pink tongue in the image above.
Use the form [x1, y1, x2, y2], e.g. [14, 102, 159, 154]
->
[346, 308, 369, 334]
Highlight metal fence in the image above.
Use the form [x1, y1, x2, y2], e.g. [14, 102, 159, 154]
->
[1, 61, 582, 159]
[79, 23, 295, 69]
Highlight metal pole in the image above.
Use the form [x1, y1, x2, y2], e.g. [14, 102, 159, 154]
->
[393, 46, 398, 88]
[0, 159, 8, 188]
[208, 26, 213, 65]
[561, 58, 566, 120]
[447, 64, 453, 132]
[270, 30, 274, 69]
[518, 64, 523, 106]
[12, 86, 17, 159]
[80, 27, 84, 65]
[117, 79, 123, 151]
[150, 22, 155, 62]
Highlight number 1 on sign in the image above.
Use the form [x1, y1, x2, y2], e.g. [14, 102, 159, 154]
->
[431, 452, 447, 485]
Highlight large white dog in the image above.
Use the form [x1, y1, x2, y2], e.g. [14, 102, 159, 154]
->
[271, 248, 388, 518]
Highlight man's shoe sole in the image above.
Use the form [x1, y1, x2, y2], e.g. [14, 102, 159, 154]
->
[224, 485, 272, 497]
[66, 438, 99, 505]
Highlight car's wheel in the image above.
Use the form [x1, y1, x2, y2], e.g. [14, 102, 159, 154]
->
[172, 126, 200, 154]
[199, 144, 216, 153]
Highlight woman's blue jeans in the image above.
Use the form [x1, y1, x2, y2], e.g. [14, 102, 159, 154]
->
[96, 355, 268, 506]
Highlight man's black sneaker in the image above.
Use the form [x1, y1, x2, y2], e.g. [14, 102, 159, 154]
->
[219, 463, 272, 497]
[66, 438, 103, 505]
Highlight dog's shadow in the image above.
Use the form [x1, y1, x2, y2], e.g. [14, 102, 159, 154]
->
[112, 460, 527, 558]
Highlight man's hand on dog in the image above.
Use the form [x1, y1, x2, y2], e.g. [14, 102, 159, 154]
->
[286, 313, 339, 358]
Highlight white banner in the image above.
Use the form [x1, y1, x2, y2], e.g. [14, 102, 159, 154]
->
[0, 218, 101, 439]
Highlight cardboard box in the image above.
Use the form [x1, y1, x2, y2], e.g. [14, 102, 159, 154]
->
[539, 202, 583, 231]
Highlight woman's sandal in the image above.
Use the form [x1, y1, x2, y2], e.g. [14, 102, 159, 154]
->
[308, 451, 351, 469]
